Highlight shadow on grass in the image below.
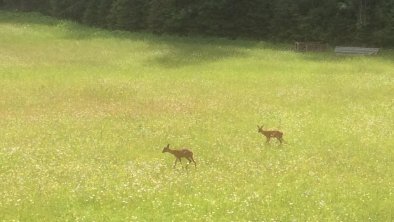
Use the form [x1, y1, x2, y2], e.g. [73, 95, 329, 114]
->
[2, 10, 393, 67]
[0, 10, 296, 68]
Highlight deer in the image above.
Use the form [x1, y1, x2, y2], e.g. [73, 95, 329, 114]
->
[162, 144, 196, 168]
[257, 125, 284, 144]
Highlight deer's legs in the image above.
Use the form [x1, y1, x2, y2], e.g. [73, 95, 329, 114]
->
[265, 137, 271, 143]
[185, 157, 191, 167]
[183, 158, 190, 168]
[173, 159, 177, 168]
[278, 137, 283, 144]
[173, 158, 181, 168]
[185, 157, 196, 168]
[190, 156, 196, 167]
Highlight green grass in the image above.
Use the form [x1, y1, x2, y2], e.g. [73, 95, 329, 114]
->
[0, 11, 393, 221]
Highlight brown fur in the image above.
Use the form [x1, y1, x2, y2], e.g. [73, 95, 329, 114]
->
[257, 125, 284, 144]
[162, 144, 196, 168]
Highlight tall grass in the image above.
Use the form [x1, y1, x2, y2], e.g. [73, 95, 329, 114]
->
[0, 11, 393, 221]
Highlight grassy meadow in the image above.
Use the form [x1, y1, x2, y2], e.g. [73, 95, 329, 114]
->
[0, 11, 393, 221]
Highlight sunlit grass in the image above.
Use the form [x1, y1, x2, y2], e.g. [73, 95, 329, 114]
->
[0, 11, 393, 221]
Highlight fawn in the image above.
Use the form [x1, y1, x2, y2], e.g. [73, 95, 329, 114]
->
[257, 125, 284, 144]
[162, 144, 196, 168]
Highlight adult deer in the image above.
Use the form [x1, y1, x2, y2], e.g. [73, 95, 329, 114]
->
[257, 125, 284, 144]
[162, 144, 196, 168]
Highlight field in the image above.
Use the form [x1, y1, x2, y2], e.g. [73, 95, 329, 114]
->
[0, 11, 393, 221]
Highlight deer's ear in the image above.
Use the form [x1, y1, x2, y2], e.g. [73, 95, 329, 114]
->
[257, 125, 260, 128]
[167, 144, 170, 147]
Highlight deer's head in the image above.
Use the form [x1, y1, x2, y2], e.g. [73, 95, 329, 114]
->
[162, 144, 170, 153]
[257, 125, 264, 133]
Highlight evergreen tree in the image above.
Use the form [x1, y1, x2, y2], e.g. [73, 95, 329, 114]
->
[97, 0, 113, 28]
[108, 0, 147, 30]
[270, 0, 301, 41]
[371, 0, 394, 46]
[82, 0, 99, 26]
[2, 0, 394, 46]
[146, 0, 176, 34]
[49, 0, 88, 21]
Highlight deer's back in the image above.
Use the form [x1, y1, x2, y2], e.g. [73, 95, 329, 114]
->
[263, 130, 283, 137]
[173, 148, 193, 157]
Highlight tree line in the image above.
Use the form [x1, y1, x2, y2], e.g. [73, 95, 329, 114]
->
[1, 0, 393, 46]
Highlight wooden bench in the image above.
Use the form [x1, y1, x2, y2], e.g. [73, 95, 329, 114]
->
[334, 46, 379, 55]
[295, 42, 328, 52]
